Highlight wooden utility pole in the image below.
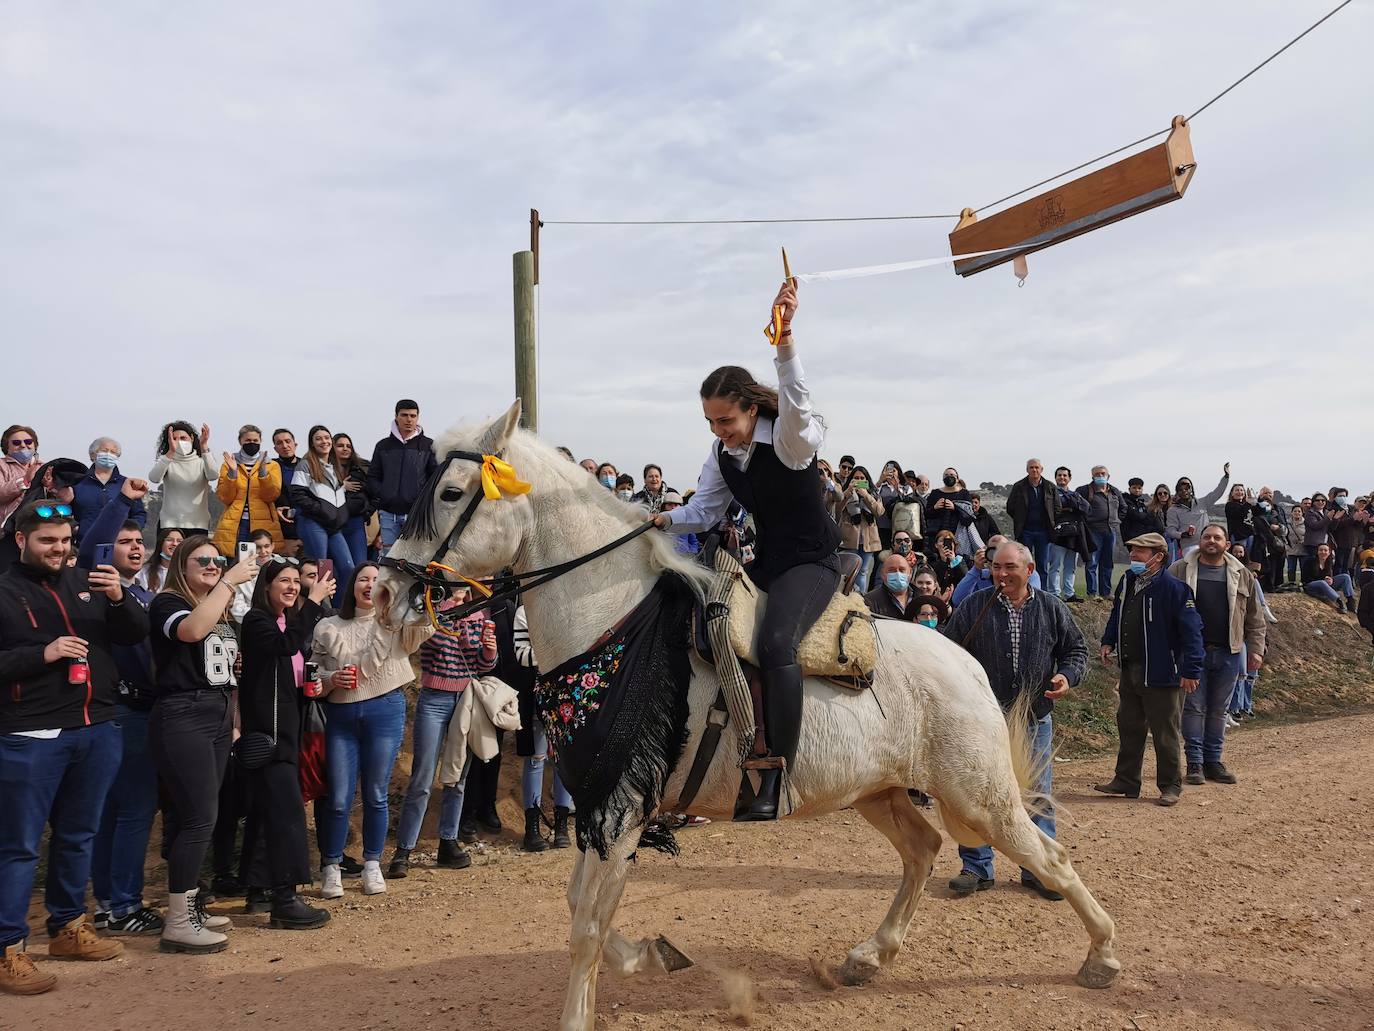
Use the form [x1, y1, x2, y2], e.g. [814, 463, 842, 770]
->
[513, 249, 537, 432]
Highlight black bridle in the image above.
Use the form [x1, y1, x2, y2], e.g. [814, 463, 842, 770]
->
[378, 448, 657, 626]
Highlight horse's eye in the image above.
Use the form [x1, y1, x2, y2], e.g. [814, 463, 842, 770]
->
[441, 486, 463, 503]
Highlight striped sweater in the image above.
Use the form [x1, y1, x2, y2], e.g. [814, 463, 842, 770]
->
[418, 610, 497, 692]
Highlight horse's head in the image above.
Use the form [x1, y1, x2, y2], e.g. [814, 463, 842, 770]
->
[375, 399, 531, 630]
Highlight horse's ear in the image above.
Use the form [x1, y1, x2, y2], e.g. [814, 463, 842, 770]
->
[478, 398, 522, 454]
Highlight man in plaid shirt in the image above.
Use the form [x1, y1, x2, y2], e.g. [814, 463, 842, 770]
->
[943, 541, 1088, 902]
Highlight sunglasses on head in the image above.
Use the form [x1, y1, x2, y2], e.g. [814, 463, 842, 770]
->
[34, 504, 73, 519]
[192, 555, 229, 569]
[266, 555, 300, 566]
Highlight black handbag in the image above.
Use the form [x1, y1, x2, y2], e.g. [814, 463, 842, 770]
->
[233, 664, 277, 770]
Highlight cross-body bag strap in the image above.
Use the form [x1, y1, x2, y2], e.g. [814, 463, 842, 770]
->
[270, 661, 279, 746]
[960, 587, 1002, 650]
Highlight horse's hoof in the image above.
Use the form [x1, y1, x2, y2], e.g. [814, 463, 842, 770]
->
[838, 954, 880, 987]
[1076, 956, 1121, 989]
[652, 935, 694, 973]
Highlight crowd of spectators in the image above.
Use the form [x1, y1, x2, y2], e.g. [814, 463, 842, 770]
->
[2, 408, 1372, 993]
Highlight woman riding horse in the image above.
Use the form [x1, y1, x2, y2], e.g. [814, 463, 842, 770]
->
[653, 280, 840, 820]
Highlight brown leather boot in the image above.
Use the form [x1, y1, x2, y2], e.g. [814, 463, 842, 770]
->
[0, 942, 57, 995]
[47, 916, 123, 962]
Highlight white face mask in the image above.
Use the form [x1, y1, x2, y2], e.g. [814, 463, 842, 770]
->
[176, 440, 194, 457]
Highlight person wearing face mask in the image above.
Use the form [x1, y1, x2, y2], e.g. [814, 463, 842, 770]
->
[0, 426, 43, 529]
[1074, 466, 1123, 600]
[148, 421, 219, 536]
[614, 473, 636, 503]
[1096, 533, 1205, 807]
[1164, 463, 1230, 559]
[911, 595, 949, 630]
[72, 438, 146, 543]
[139, 527, 183, 593]
[837, 465, 885, 594]
[212, 425, 283, 560]
[879, 529, 917, 568]
[595, 462, 619, 491]
[924, 468, 974, 548]
[1327, 488, 1362, 578]
[864, 553, 914, 619]
[653, 280, 841, 821]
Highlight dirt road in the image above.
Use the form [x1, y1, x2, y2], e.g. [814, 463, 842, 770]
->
[9, 713, 1373, 1031]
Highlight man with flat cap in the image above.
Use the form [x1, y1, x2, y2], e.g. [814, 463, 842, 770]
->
[1095, 532, 1205, 806]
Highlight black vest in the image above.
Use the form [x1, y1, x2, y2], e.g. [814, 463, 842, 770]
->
[716, 438, 840, 588]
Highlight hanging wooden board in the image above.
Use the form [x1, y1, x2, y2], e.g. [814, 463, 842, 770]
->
[950, 115, 1196, 277]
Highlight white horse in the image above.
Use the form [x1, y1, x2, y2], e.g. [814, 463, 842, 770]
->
[376, 401, 1121, 1031]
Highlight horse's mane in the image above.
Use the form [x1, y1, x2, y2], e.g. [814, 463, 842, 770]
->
[414, 421, 712, 596]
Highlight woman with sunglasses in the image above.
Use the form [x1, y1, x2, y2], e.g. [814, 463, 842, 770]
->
[147, 537, 258, 955]
[0, 425, 41, 526]
[312, 564, 433, 898]
[289, 426, 354, 606]
[237, 555, 334, 929]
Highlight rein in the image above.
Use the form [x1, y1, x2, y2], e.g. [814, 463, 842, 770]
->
[378, 446, 658, 633]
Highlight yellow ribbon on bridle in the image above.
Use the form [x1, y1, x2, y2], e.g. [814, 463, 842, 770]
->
[422, 562, 494, 639]
[479, 453, 532, 500]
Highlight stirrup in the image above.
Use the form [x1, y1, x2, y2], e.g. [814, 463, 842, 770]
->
[741, 753, 786, 772]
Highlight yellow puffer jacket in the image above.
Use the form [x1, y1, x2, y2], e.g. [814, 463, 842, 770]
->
[213, 457, 283, 555]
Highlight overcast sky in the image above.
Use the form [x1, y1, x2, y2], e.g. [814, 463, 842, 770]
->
[3, 1, 1369, 499]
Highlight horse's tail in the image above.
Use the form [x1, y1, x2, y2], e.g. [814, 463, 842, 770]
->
[1005, 691, 1053, 820]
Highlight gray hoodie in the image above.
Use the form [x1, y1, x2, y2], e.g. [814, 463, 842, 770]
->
[1164, 471, 1229, 550]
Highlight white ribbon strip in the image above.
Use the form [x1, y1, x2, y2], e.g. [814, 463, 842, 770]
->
[795, 244, 1027, 282]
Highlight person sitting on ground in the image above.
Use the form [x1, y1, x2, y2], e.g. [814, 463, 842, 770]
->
[1302, 542, 1356, 613]
[864, 552, 913, 619]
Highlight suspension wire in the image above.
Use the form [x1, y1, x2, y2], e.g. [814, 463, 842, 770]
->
[539, 214, 959, 226]
[975, 0, 1354, 214]
[542, 0, 1353, 229]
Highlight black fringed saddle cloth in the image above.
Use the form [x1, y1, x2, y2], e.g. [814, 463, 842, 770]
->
[536, 572, 695, 859]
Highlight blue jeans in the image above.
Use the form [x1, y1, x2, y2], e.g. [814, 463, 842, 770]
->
[1183, 647, 1242, 765]
[844, 548, 875, 595]
[395, 688, 470, 849]
[1021, 530, 1051, 577]
[1085, 529, 1115, 596]
[1167, 539, 1181, 565]
[959, 713, 1055, 884]
[1285, 554, 1302, 582]
[1230, 645, 1257, 715]
[295, 513, 355, 606]
[1305, 574, 1354, 604]
[0, 721, 122, 948]
[342, 515, 369, 566]
[321, 689, 406, 864]
[378, 512, 407, 555]
[1046, 544, 1077, 598]
[91, 707, 160, 917]
[523, 718, 573, 811]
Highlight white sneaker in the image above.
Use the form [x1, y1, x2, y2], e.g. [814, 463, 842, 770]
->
[360, 861, 385, 895]
[1264, 607, 1279, 624]
[320, 864, 344, 900]
[1223, 714, 1239, 729]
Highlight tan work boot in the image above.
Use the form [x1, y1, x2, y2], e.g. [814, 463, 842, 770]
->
[1, 942, 57, 995]
[47, 915, 123, 961]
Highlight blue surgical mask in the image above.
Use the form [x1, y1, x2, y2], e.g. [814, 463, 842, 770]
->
[1129, 560, 1149, 575]
[1258, 500, 1271, 511]
[1093, 475, 1108, 487]
[94, 451, 119, 469]
[11, 448, 33, 464]
[885, 572, 909, 593]
[1335, 495, 1349, 508]
[917, 617, 938, 628]
[599, 475, 614, 489]
[950, 555, 962, 567]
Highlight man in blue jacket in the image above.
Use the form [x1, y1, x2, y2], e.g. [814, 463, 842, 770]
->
[1095, 532, 1205, 807]
[366, 399, 438, 554]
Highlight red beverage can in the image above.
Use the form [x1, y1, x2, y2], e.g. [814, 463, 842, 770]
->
[303, 660, 322, 698]
[344, 664, 359, 690]
[68, 657, 89, 686]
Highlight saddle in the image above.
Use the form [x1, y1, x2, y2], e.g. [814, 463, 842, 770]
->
[693, 547, 877, 683]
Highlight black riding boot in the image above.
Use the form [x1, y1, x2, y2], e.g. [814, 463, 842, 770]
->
[740, 664, 803, 822]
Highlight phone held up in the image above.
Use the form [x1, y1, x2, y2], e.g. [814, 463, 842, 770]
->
[93, 543, 115, 568]
[315, 559, 334, 583]
[237, 541, 256, 566]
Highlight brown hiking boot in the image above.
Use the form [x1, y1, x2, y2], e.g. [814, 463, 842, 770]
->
[1, 943, 56, 995]
[47, 916, 123, 962]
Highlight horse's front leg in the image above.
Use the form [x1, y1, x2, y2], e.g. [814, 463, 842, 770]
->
[559, 829, 640, 1031]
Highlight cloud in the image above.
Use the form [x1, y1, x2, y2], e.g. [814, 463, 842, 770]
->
[1, 0, 1370, 501]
